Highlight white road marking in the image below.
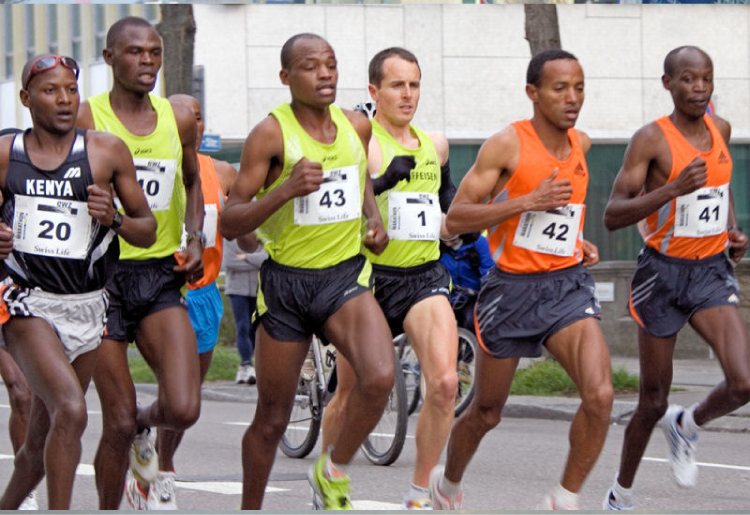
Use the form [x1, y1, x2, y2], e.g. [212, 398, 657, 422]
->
[643, 456, 750, 472]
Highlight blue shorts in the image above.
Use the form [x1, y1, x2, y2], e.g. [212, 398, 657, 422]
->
[186, 282, 224, 354]
[629, 247, 740, 338]
[475, 264, 601, 359]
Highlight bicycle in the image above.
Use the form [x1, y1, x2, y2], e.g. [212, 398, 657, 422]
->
[279, 335, 408, 466]
[401, 285, 479, 418]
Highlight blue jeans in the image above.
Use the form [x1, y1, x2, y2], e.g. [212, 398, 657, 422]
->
[229, 294, 256, 366]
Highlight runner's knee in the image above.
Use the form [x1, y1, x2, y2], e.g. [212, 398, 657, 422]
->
[423, 368, 459, 412]
[727, 375, 750, 405]
[51, 397, 89, 439]
[580, 380, 614, 424]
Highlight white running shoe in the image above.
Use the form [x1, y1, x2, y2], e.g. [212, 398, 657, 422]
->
[147, 471, 178, 510]
[660, 405, 698, 487]
[236, 364, 252, 384]
[247, 365, 257, 386]
[129, 428, 158, 484]
[125, 476, 149, 510]
[538, 493, 578, 510]
[18, 490, 38, 510]
[428, 465, 463, 510]
[602, 488, 635, 510]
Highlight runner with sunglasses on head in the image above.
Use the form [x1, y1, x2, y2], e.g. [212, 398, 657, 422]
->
[76, 17, 204, 510]
[0, 54, 155, 510]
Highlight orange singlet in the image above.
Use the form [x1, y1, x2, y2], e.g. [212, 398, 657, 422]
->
[487, 120, 588, 274]
[642, 115, 732, 259]
[187, 153, 225, 289]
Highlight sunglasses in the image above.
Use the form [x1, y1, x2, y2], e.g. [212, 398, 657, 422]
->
[23, 55, 80, 90]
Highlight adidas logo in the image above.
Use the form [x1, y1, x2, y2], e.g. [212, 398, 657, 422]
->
[718, 151, 730, 164]
[585, 307, 595, 315]
[574, 162, 586, 176]
[728, 293, 739, 304]
[63, 166, 81, 178]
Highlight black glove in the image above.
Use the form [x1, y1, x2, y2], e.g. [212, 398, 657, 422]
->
[372, 155, 416, 195]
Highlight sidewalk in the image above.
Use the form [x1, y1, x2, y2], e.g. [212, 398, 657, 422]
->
[141, 357, 750, 434]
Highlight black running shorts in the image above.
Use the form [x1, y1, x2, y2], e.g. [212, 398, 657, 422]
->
[475, 264, 601, 359]
[373, 260, 451, 337]
[105, 256, 188, 343]
[628, 247, 740, 338]
[256, 255, 372, 342]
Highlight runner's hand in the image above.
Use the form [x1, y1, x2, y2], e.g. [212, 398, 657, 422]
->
[87, 184, 118, 227]
[174, 243, 205, 284]
[0, 222, 12, 260]
[728, 227, 748, 263]
[372, 155, 416, 195]
[582, 239, 599, 267]
[526, 169, 572, 212]
[363, 218, 389, 255]
[284, 158, 324, 199]
[671, 155, 707, 197]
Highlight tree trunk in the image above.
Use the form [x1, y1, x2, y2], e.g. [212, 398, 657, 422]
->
[524, 4, 562, 56]
[156, 5, 196, 97]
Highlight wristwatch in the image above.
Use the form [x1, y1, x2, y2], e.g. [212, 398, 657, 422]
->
[109, 211, 123, 230]
[186, 230, 206, 246]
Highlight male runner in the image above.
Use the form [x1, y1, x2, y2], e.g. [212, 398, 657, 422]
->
[75, 17, 205, 510]
[321, 47, 458, 510]
[602, 46, 750, 510]
[119, 93, 235, 509]
[220, 33, 395, 510]
[429, 49, 613, 510]
[0, 54, 155, 510]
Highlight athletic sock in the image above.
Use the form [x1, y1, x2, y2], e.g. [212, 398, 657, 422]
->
[550, 483, 579, 509]
[404, 483, 430, 502]
[680, 404, 700, 438]
[438, 475, 462, 498]
[324, 457, 348, 480]
[611, 477, 633, 505]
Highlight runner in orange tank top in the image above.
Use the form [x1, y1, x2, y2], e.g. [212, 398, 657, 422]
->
[143, 94, 238, 509]
[429, 50, 613, 511]
[602, 46, 750, 511]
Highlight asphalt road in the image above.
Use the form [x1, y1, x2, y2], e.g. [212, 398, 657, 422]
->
[1, 382, 749, 511]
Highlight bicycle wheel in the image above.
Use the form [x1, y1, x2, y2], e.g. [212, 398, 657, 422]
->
[361, 348, 408, 466]
[279, 376, 322, 459]
[454, 327, 478, 417]
[400, 339, 422, 416]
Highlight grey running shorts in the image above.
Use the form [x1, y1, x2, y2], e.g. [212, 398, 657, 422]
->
[256, 255, 372, 342]
[373, 260, 451, 337]
[475, 264, 601, 359]
[1, 285, 108, 361]
[105, 256, 188, 343]
[628, 246, 740, 338]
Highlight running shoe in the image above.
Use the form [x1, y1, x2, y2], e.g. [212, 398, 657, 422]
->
[402, 498, 433, 510]
[125, 476, 149, 510]
[236, 364, 255, 385]
[428, 465, 463, 510]
[308, 454, 352, 510]
[538, 493, 578, 510]
[602, 488, 635, 510]
[660, 405, 698, 487]
[147, 471, 178, 510]
[18, 490, 38, 510]
[129, 427, 158, 484]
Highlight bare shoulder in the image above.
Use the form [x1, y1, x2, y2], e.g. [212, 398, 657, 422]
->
[248, 115, 283, 149]
[85, 130, 129, 154]
[341, 108, 371, 140]
[629, 121, 665, 154]
[575, 129, 591, 154]
[76, 101, 95, 130]
[211, 158, 238, 194]
[426, 131, 450, 165]
[709, 113, 731, 143]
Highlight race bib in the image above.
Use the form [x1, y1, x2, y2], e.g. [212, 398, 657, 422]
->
[674, 184, 729, 238]
[294, 166, 361, 226]
[117, 158, 178, 212]
[387, 191, 441, 241]
[513, 204, 584, 257]
[12, 195, 92, 259]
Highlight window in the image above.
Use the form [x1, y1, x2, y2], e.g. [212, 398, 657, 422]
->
[2, 5, 12, 79]
[71, 8, 82, 63]
[24, 5, 35, 62]
[93, 5, 106, 59]
[46, 5, 58, 55]
[143, 4, 159, 25]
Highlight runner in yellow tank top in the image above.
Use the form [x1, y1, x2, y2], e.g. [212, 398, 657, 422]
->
[75, 17, 204, 510]
[321, 47, 460, 511]
[432, 50, 611, 511]
[603, 46, 750, 511]
[220, 33, 394, 511]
